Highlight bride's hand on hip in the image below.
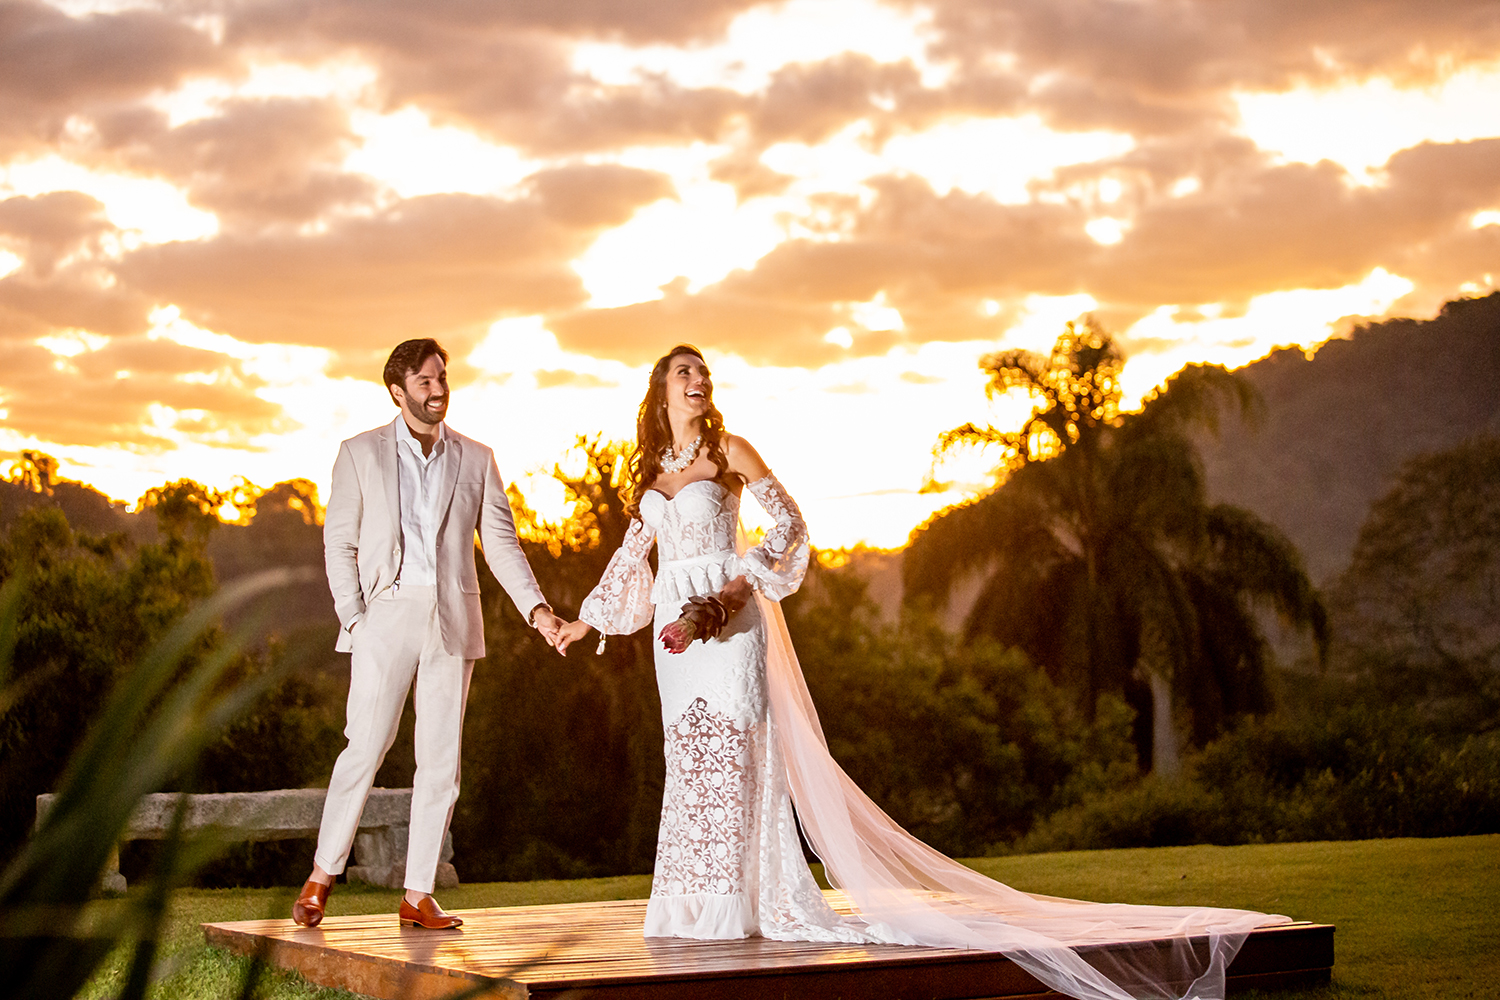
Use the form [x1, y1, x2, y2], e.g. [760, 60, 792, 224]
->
[718, 576, 752, 617]
[555, 619, 593, 655]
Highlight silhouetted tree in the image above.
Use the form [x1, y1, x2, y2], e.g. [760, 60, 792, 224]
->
[6, 451, 59, 495]
[138, 479, 225, 545]
[906, 322, 1327, 775]
[0, 452, 131, 537]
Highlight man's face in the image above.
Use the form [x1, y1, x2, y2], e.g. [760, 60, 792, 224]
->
[392, 354, 449, 427]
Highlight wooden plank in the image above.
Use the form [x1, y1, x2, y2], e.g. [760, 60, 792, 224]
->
[204, 894, 1332, 1000]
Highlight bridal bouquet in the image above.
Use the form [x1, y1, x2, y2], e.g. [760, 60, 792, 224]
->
[659, 595, 730, 653]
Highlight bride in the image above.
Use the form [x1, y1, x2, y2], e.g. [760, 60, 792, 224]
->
[554, 345, 1286, 1000]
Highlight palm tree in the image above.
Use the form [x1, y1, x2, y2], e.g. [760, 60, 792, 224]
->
[905, 322, 1327, 775]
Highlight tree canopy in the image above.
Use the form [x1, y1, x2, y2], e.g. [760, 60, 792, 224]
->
[906, 322, 1326, 774]
[1329, 434, 1500, 732]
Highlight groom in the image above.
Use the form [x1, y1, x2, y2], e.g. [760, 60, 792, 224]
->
[293, 338, 564, 930]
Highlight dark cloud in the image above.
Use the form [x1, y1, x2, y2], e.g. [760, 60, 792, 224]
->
[708, 149, 796, 202]
[549, 275, 846, 367]
[912, 0, 1500, 136]
[97, 98, 376, 227]
[117, 169, 673, 355]
[554, 174, 1095, 365]
[0, 0, 227, 155]
[222, 1, 751, 154]
[1083, 137, 1500, 306]
[710, 174, 1098, 332]
[0, 336, 283, 450]
[372, 30, 745, 154]
[225, 0, 765, 48]
[551, 136, 1500, 366]
[0, 192, 151, 341]
[1027, 75, 1226, 136]
[0, 191, 114, 276]
[0, 275, 150, 342]
[527, 164, 676, 227]
[752, 54, 927, 146]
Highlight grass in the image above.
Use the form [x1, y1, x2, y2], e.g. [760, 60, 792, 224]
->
[80, 835, 1498, 1000]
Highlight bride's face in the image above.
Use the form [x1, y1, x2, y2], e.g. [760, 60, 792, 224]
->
[664, 353, 712, 421]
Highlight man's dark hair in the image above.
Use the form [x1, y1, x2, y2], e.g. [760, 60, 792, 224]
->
[383, 339, 449, 400]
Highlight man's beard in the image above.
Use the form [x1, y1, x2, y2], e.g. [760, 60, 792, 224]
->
[407, 396, 446, 426]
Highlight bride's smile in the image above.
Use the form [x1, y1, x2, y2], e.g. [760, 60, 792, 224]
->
[665, 354, 713, 420]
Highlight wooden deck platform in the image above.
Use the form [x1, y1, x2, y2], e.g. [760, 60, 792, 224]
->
[204, 893, 1333, 1000]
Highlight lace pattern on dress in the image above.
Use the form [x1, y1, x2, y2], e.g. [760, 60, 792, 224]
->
[578, 516, 656, 635]
[653, 698, 757, 898]
[752, 715, 878, 943]
[738, 474, 810, 601]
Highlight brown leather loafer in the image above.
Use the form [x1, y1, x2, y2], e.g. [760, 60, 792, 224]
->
[292, 878, 332, 927]
[399, 894, 464, 930]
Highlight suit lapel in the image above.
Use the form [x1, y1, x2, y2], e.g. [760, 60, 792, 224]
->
[379, 418, 401, 541]
[435, 430, 462, 530]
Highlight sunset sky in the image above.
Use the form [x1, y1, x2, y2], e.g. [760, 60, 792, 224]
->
[2, 0, 1498, 548]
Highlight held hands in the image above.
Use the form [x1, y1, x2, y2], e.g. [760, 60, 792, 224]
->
[531, 607, 567, 653]
[555, 619, 594, 656]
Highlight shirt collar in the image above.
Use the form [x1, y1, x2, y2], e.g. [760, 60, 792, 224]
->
[395, 415, 446, 458]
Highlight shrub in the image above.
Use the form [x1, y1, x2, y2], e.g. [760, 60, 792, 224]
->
[1018, 704, 1500, 853]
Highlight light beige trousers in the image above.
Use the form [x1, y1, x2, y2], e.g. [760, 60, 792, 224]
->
[313, 584, 473, 893]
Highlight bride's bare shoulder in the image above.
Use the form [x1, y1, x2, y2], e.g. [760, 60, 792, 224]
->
[721, 434, 770, 482]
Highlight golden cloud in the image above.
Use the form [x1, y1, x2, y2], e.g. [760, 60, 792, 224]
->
[0, 337, 283, 450]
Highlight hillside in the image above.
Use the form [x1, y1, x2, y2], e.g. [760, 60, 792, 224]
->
[1197, 292, 1500, 583]
[842, 292, 1500, 620]
[0, 476, 336, 651]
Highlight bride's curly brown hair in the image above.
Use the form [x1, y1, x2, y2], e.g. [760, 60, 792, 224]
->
[623, 344, 730, 519]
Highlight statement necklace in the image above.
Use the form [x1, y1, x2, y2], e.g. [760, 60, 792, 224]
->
[660, 433, 702, 474]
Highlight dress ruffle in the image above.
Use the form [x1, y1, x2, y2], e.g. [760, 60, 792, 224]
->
[645, 893, 757, 940]
[651, 551, 741, 605]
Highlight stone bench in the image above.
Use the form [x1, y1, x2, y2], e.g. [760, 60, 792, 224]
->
[35, 787, 456, 893]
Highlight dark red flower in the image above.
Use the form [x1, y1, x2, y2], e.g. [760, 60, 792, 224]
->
[659, 617, 699, 654]
[658, 595, 729, 654]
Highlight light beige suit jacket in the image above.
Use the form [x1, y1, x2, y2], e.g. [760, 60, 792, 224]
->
[323, 417, 546, 658]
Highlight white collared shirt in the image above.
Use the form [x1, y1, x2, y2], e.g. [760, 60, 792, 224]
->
[395, 417, 448, 588]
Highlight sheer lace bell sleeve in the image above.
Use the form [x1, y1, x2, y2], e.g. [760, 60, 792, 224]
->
[578, 516, 657, 635]
[738, 473, 810, 601]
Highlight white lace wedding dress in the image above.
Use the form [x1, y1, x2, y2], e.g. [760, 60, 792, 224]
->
[579, 473, 1287, 1000]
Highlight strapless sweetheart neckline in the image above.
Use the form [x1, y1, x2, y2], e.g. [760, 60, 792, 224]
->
[648, 478, 736, 503]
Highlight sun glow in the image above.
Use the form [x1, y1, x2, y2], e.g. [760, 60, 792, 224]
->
[346, 108, 537, 198]
[1117, 268, 1416, 406]
[572, 0, 939, 93]
[2, 156, 218, 244]
[1236, 66, 1500, 176]
[6, 1, 1500, 551]
[572, 161, 786, 308]
[880, 116, 1135, 203]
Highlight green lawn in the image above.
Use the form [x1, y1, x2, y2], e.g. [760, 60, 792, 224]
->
[81, 835, 1499, 1000]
